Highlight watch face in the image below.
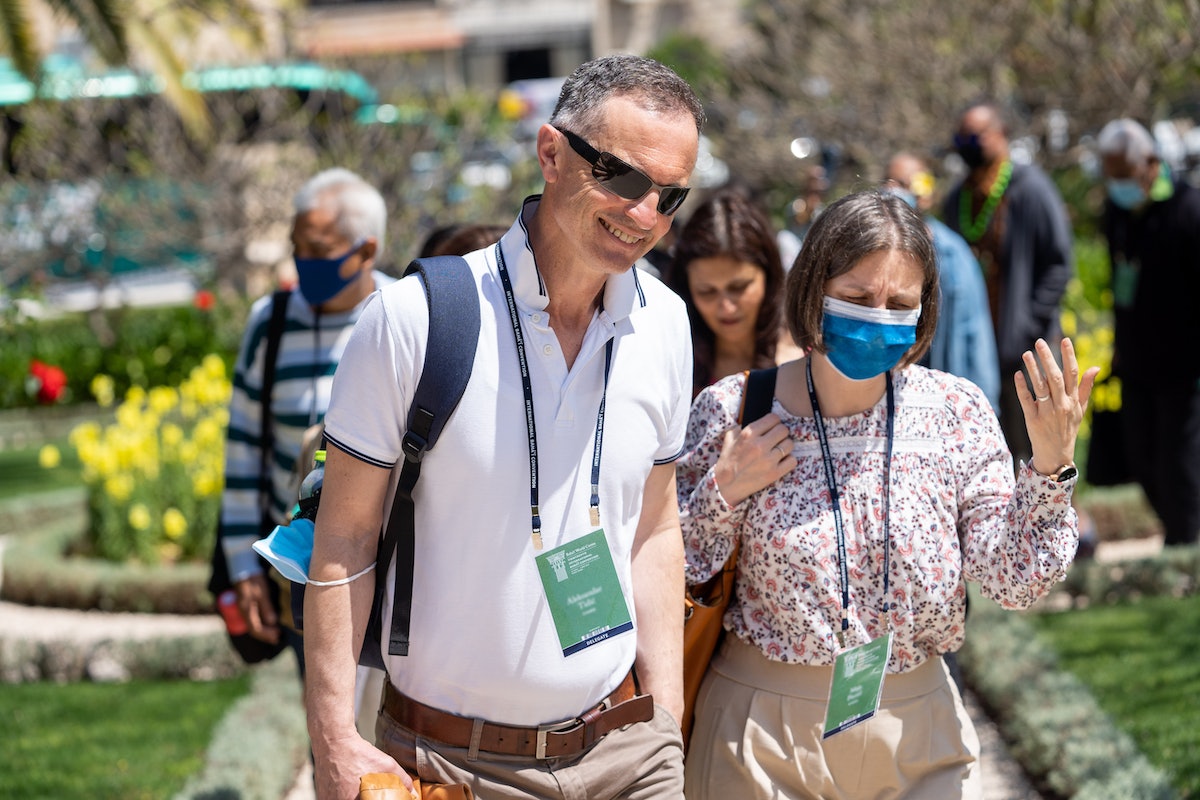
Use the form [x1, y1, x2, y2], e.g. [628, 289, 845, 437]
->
[1056, 466, 1079, 482]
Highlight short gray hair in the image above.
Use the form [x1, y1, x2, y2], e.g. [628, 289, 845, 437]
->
[1097, 119, 1158, 164]
[549, 54, 704, 138]
[293, 168, 387, 253]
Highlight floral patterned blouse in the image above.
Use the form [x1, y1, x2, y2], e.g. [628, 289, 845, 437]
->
[678, 364, 1079, 673]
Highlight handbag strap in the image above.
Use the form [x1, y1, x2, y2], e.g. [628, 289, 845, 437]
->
[728, 366, 779, 564]
[740, 367, 778, 426]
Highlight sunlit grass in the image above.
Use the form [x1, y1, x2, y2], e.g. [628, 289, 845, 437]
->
[1033, 593, 1200, 797]
[0, 676, 251, 799]
[0, 439, 83, 500]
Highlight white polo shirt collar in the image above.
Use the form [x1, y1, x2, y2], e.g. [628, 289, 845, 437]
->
[499, 195, 650, 325]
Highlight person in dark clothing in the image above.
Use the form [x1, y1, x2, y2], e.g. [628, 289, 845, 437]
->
[1098, 118, 1200, 546]
[943, 103, 1074, 467]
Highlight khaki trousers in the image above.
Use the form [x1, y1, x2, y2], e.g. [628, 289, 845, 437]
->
[684, 637, 982, 800]
[376, 697, 684, 800]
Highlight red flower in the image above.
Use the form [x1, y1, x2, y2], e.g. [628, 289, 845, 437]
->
[28, 360, 68, 404]
[194, 289, 215, 311]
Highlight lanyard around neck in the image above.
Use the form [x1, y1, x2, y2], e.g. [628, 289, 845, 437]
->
[494, 244, 614, 550]
[804, 358, 895, 647]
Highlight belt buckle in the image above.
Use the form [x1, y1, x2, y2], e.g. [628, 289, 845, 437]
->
[535, 717, 580, 760]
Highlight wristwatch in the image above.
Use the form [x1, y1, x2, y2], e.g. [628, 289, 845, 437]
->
[1047, 463, 1078, 482]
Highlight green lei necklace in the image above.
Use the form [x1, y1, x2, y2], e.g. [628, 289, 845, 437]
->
[959, 159, 1012, 242]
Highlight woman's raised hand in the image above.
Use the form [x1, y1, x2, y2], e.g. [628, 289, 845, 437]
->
[1016, 337, 1100, 477]
[712, 414, 795, 507]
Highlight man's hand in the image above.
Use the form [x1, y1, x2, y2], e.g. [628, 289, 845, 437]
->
[234, 573, 280, 644]
[313, 731, 411, 800]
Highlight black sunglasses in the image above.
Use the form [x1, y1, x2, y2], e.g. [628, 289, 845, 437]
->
[555, 126, 690, 216]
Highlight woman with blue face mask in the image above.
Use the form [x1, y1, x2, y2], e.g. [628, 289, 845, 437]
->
[678, 190, 1098, 799]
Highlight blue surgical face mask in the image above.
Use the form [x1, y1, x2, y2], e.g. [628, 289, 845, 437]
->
[295, 240, 364, 306]
[821, 295, 920, 381]
[253, 519, 376, 587]
[253, 519, 316, 584]
[1106, 178, 1146, 210]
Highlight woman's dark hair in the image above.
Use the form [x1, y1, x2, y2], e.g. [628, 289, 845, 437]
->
[426, 223, 508, 257]
[783, 189, 939, 367]
[667, 188, 785, 396]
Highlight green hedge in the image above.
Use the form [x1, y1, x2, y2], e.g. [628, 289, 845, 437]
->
[959, 583, 1179, 799]
[174, 656, 309, 800]
[1051, 547, 1200, 608]
[0, 298, 244, 410]
[1, 493, 212, 614]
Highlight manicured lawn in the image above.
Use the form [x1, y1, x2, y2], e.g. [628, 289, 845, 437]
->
[1033, 592, 1200, 798]
[0, 675, 251, 799]
[0, 440, 83, 501]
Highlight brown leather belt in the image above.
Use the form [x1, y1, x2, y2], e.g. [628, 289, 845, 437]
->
[381, 671, 652, 760]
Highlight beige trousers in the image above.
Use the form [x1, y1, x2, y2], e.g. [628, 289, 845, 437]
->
[376, 699, 684, 800]
[684, 637, 982, 800]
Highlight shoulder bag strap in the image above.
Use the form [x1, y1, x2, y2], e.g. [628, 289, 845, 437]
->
[740, 366, 778, 425]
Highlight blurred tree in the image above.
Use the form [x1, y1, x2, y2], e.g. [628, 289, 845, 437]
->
[698, 0, 1200, 208]
[0, 0, 268, 136]
[0, 81, 537, 301]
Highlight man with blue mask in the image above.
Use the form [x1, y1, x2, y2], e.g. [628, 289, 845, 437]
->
[885, 152, 999, 410]
[216, 168, 394, 674]
[1097, 118, 1200, 547]
[943, 102, 1074, 468]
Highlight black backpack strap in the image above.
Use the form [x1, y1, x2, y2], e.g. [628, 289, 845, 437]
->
[258, 289, 292, 532]
[740, 367, 778, 426]
[362, 255, 479, 666]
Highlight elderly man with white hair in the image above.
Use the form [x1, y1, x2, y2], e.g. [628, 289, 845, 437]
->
[1097, 118, 1200, 546]
[216, 167, 395, 667]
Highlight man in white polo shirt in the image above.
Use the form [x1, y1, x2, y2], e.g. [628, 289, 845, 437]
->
[303, 54, 703, 799]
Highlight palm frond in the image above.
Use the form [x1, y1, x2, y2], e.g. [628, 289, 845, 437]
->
[125, 14, 209, 139]
[43, 0, 128, 64]
[0, 0, 43, 79]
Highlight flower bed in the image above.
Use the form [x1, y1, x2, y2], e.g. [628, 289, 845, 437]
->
[65, 354, 230, 566]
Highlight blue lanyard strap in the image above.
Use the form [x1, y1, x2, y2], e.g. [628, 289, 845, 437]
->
[804, 358, 895, 647]
[495, 244, 613, 549]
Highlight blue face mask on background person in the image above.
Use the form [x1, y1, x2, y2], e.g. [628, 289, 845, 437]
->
[953, 133, 986, 169]
[821, 295, 921, 381]
[1106, 178, 1146, 210]
[295, 239, 364, 306]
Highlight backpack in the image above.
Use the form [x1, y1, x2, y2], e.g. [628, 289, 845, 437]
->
[289, 255, 481, 670]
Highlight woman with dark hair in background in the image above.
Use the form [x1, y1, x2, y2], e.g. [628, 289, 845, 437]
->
[667, 188, 797, 397]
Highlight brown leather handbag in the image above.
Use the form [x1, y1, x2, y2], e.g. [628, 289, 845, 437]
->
[359, 772, 474, 800]
[682, 541, 740, 749]
[681, 367, 778, 750]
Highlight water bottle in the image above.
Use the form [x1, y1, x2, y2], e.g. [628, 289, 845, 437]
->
[294, 449, 325, 521]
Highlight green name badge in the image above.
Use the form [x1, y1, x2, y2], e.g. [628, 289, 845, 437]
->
[822, 632, 892, 739]
[535, 528, 634, 657]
